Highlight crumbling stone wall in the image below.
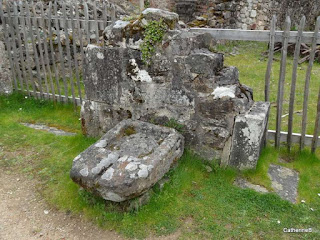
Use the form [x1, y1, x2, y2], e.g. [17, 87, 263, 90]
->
[81, 8, 269, 167]
[148, 0, 320, 30]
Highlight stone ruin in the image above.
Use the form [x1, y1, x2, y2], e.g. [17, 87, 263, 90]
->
[71, 8, 270, 204]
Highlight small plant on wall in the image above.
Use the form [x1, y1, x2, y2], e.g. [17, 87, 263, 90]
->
[140, 19, 167, 65]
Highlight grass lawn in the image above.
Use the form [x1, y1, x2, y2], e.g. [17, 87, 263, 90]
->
[222, 41, 320, 136]
[1, 93, 320, 239]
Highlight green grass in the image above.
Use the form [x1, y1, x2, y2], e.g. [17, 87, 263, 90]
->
[222, 41, 320, 135]
[0, 93, 320, 239]
[19, 71, 85, 99]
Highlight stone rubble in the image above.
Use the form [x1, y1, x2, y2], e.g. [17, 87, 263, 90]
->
[234, 163, 300, 204]
[268, 164, 299, 204]
[21, 123, 76, 136]
[81, 8, 270, 169]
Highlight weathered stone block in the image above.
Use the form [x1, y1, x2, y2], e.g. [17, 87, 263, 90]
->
[70, 119, 184, 202]
[216, 67, 239, 86]
[81, 100, 133, 137]
[226, 101, 270, 170]
[103, 20, 130, 45]
[186, 50, 224, 77]
[142, 8, 179, 29]
[84, 45, 142, 103]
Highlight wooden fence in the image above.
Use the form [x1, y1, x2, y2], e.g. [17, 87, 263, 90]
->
[0, 0, 116, 106]
[192, 15, 320, 152]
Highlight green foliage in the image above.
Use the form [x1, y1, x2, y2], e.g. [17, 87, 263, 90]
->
[140, 19, 167, 65]
[164, 118, 185, 133]
[144, 0, 150, 8]
[122, 14, 140, 22]
[124, 126, 136, 136]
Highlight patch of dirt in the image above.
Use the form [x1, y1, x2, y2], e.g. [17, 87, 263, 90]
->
[0, 169, 182, 240]
[0, 169, 123, 240]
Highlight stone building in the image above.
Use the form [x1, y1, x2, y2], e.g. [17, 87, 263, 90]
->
[148, 0, 320, 30]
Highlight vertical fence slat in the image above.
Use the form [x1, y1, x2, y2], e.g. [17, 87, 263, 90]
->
[84, 2, 90, 44]
[75, 4, 86, 67]
[312, 87, 320, 153]
[13, 3, 27, 93]
[48, 1, 62, 102]
[54, 0, 68, 102]
[32, 3, 50, 99]
[264, 15, 276, 102]
[40, 2, 55, 101]
[62, 2, 76, 105]
[300, 17, 320, 150]
[263, 15, 276, 147]
[7, 3, 22, 90]
[26, 1, 43, 98]
[92, 0, 99, 44]
[20, 2, 36, 96]
[0, 0, 17, 92]
[275, 16, 291, 148]
[70, 4, 82, 102]
[287, 16, 306, 150]
[310, 17, 320, 153]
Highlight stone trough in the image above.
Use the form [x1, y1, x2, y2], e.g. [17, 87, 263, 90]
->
[70, 119, 184, 202]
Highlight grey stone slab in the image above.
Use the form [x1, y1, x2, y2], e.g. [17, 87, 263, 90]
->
[70, 119, 184, 202]
[21, 123, 76, 136]
[186, 50, 224, 77]
[268, 164, 299, 203]
[227, 101, 270, 170]
[142, 8, 179, 29]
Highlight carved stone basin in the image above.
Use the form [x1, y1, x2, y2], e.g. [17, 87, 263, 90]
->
[70, 119, 184, 202]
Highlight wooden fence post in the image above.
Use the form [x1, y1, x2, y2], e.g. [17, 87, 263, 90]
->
[300, 16, 320, 150]
[287, 16, 306, 150]
[47, 1, 62, 102]
[13, 2, 27, 93]
[7, 2, 23, 91]
[26, 1, 43, 99]
[40, 2, 55, 101]
[62, 2, 76, 106]
[53, 0, 68, 102]
[20, 1, 36, 96]
[310, 16, 320, 153]
[32, 2, 50, 99]
[264, 15, 276, 103]
[275, 16, 291, 148]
